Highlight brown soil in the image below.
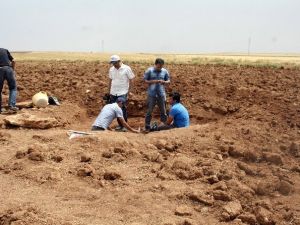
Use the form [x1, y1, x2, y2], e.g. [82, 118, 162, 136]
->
[0, 61, 299, 225]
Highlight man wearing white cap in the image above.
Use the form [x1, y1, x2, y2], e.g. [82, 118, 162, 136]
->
[107, 55, 135, 131]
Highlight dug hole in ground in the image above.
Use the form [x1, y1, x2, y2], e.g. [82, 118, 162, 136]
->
[0, 61, 299, 225]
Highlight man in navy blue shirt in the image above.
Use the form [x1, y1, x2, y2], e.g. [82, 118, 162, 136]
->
[144, 58, 170, 130]
[0, 48, 18, 113]
[150, 92, 189, 132]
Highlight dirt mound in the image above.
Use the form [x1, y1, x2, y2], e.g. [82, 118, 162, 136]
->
[0, 61, 299, 224]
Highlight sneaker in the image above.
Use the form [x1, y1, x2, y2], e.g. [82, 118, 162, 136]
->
[115, 126, 123, 130]
[9, 106, 19, 111]
[150, 122, 158, 131]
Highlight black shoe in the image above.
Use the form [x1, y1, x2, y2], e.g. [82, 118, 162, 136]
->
[9, 106, 19, 111]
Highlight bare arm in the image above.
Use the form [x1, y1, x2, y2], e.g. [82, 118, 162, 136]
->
[108, 79, 112, 94]
[118, 117, 140, 133]
[166, 116, 174, 125]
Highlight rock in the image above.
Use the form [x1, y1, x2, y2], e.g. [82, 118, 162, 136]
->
[277, 180, 293, 195]
[212, 190, 232, 201]
[77, 165, 95, 177]
[255, 181, 277, 196]
[80, 154, 91, 162]
[177, 219, 194, 225]
[155, 139, 168, 150]
[255, 207, 275, 225]
[187, 191, 214, 206]
[207, 175, 219, 184]
[175, 169, 203, 180]
[28, 152, 44, 161]
[51, 155, 63, 163]
[15, 151, 26, 159]
[238, 213, 257, 225]
[289, 142, 299, 157]
[113, 147, 126, 154]
[237, 162, 256, 175]
[102, 150, 114, 158]
[262, 152, 283, 165]
[212, 181, 228, 191]
[0, 131, 11, 141]
[243, 150, 259, 162]
[16, 101, 33, 109]
[172, 160, 191, 171]
[222, 200, 243, 220]
[175, 206, 192, 216]
[103, 171, 121, 180]
[4, 113, 60, 129]
[228, 147, 244, 158]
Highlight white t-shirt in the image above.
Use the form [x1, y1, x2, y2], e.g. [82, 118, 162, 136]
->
[109, 63, 135, 96]
[92, 103, 123, 129]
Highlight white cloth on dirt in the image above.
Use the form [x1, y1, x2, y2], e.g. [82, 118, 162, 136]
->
[109, 63, 135, 96]
[92, 103, 123, 129]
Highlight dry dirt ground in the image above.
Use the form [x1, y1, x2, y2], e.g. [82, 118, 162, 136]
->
[0, 61, 300, 225]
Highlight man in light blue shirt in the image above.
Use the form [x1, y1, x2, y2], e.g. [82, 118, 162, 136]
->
[150, 92, 189, 132]
[144, 58, 170, 130]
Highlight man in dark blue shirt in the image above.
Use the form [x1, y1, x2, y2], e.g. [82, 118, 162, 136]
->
[144, 58, 170, 130]
[0, 48, 18, 113]
[150, 92, 190, 132]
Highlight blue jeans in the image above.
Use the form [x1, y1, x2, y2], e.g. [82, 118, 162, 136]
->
[145, 95, 167, 129]
[0, 66, 17, 110]
[109, 93, 128, 126]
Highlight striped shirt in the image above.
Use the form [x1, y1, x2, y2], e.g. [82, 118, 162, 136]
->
[92, 103, 123, 129]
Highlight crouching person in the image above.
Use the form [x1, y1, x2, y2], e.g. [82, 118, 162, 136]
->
[92, 97, 140, 133]
[151, 92, 189, 131]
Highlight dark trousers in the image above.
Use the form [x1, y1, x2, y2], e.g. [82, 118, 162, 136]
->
[91, 126, 105, 131]
[150, 124, 175, 132]
[109, 94, 128, 126]
[145, 95, 167, 129]
[0, 66, 17, 111]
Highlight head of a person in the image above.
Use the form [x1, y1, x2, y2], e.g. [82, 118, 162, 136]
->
[154, 58, 164, 71]
[116, 97, 126, 107]
[110, 55, 121, 68]
[169, 92, 181, 105]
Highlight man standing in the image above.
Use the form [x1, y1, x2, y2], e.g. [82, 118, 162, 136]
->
[144, 58, 170, 131]
[150, 92, 189, 131]
[108, 55, 135, 131]
[92, 97, 139, 133]
[0, 48, 18, 113]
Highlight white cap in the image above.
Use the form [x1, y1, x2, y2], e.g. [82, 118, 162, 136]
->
[110, 55, 121, 62]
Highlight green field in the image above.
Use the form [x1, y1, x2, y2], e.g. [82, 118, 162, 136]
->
[13, 51, 300, 68]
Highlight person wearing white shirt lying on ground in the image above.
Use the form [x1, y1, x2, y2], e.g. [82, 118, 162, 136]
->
[92, 97, 139, 133]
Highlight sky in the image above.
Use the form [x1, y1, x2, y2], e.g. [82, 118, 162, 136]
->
[1, 0, 300, 53]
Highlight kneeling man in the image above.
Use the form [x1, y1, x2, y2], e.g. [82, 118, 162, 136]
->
[92, 97, 139, 133]
[151, 92, 189, 131]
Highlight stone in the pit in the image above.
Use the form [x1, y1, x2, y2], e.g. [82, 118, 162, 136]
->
[51, 155, 63, 163]
[255, 207, 275, 225]
[175, 206, 193, 216]
[289, 142, 299, 157]
[4, 113, 60, 129]
[262, 152, 283, 165]
[80, 154, 91, 162]
[103, 171, 121, 180]
[212, 190, 232, 201]
[238, 213, 257, 225]
[28, 152, 44, 161]
[15, 151, 26, 159]
[155, 139, 168, 150]
[187, 191, 214, 206]
[222, 200, 243, 220]
[77, 165, 95, 177]
[277, 180, 293, 196]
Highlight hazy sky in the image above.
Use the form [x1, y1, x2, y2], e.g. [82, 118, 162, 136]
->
[1, 0, 300, 53]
